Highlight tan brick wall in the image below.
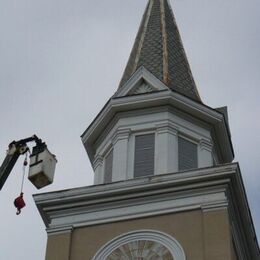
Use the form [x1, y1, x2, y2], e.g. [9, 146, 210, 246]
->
[203, 210, 232, 260]
[45, 232, 71, 260]
[46, 209, 233, 260]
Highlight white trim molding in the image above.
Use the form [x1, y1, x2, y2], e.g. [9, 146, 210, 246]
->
[81, 85, 233, 168]
[46, 225, 73, 236]
[198, 139, 213, 168]
[34, 163, 260, 259]
[34, 164, 233, 229]
[93, 155, 104, 185]
[115, 66, 169, 98]
[90, 107, 215, 184]
[92, 230, 186, 260]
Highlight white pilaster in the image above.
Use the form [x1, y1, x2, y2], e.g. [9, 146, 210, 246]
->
[198, 139, 213, 168]
[93, 155, 104, 185]
[156, 123, 178, 175]
[112, 129, 131, 182]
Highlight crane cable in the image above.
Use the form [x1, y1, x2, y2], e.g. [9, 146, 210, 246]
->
[20, 152, 28, 194]
[14, 152, 30, 215]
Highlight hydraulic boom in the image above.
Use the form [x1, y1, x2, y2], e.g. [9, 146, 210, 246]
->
[0, 135, 55, 190]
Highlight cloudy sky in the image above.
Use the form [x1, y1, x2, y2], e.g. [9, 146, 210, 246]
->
[0, 0, 259, 259]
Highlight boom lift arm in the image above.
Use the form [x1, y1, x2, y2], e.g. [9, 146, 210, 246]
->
[0, 135, 47, 190]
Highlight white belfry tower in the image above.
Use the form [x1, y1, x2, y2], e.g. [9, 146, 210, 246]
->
[35, 1, 259, 259]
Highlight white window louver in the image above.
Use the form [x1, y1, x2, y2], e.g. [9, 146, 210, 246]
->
[104, 149, 113, 183]
[134, 134, 155, 178]
[178, 137, 198, 171]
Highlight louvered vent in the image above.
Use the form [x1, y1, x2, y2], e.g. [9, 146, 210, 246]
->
[104, 149, 113, 183]
[178, 137, 198, 171]
[134, 134, 155, 178]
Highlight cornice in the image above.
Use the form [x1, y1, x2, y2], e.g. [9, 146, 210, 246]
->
[156, 122, 178, 135]
[93, 155, 103, 170]
[199, 139, 213, 152]
[34, 163, 259, 257]
[34, 164, 235, 205]
[46, 225, 73, 236]
[111, 128, 131, 146]
[34, 164, 237, 228]
[225, 164, 260, 259]
[81, 90, 233, 164]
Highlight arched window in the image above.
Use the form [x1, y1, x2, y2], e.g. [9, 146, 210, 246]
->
[92, 230, 186, 260]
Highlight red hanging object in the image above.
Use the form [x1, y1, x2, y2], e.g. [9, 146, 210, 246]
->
[14, 192, 26, 215]
[14, 153, 28, 215]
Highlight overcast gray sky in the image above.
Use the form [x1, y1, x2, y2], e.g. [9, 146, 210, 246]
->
[0, 0, 259, 259]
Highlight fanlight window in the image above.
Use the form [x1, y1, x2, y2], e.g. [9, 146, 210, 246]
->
[92, 230, 186, 260]
[107, 240, 173, 260]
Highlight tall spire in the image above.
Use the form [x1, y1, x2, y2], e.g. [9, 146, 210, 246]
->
[119, 0, 201, 102]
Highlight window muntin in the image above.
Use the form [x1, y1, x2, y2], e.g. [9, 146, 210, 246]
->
[134, 133, 155, 178]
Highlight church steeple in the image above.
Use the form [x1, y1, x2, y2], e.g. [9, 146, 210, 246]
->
[119, 0, 201, 102]
[81, 0, 234, 184]
[35, 2, 260, 259]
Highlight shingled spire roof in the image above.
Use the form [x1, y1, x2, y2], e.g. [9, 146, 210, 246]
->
[119, 0, 201, 102]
